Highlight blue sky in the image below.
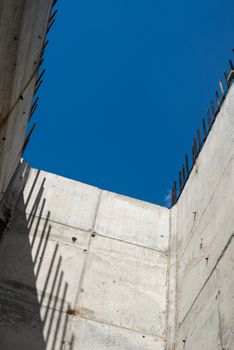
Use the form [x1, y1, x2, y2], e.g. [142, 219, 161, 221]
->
[25, 0, 234, 206]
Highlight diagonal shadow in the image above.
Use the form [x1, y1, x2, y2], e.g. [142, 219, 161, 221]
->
[0, 167, 74, 350]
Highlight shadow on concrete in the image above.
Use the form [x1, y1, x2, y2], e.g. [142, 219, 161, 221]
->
[0, 166, 74, 350]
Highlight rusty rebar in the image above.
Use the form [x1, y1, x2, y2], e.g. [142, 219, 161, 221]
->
[28, 99, 39, 122]
[207, 108, 211, 129]
[185, 154, 189, 178]
[182, 165, 185, 185]
[229, 59, 234, 70]
[46, 18, 55, 35]
[210, 100, 215, 118]
[39, 58, 44, 68]
[171, 188, 175, 206]
[192, 145, 195, 164]
[36, 69, 45, 86]
[179, 171, 182, 192]
[197, 129, 201, 150]
[202, 118, 207, 138]
[193, 137, 197, 157]
[170, 49, 234, 206]
[49, 10, 58, 24]
[224, 70, 230, 88]
[21, 123, 36, 155]
[219, 80, 225, 98]
[34, 80, 42, 96]
[28, 104, 38, 122]
[215, 91, 220, 108]
[173, 180, 177, 202]
[41, 40, 49, 56]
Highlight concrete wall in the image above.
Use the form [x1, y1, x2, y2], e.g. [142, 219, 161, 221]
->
[171, 84, 234, 350]
[0, 168, 170, 350]
[0, 0, 53, 203]
[0, 4, 233, 348]
[0, 83, 233, 349]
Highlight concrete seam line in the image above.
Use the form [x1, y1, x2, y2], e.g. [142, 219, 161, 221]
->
[178, 232, 234, 328]
[73, 235, 92, 307]
[14, 208, 95, 233]
[67, 233, 93, 347]
[177, 153, 234, 260]
[73, 314, 165, 340]
[217, 280, 225, 350]
[92, 189, 103, 231]
[197, 154, 234, 227]
[12, 205, 169, 255]
[93, 232, 168, 256]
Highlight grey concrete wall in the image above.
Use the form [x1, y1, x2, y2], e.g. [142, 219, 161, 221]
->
[0, 0, 53, 203]
[0, 168, 170, 350]
[0, 4, 233, 347]
[171, 84, 234, 350]
[0, 80, 233, 349]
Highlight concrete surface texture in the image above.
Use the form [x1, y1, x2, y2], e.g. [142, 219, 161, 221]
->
[0, 0, 53, 203]
[0, 2, 233, 349]
[170, 83, 234, 350]
[0, 167, 169, 350]
[0, 85, 233, 350]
